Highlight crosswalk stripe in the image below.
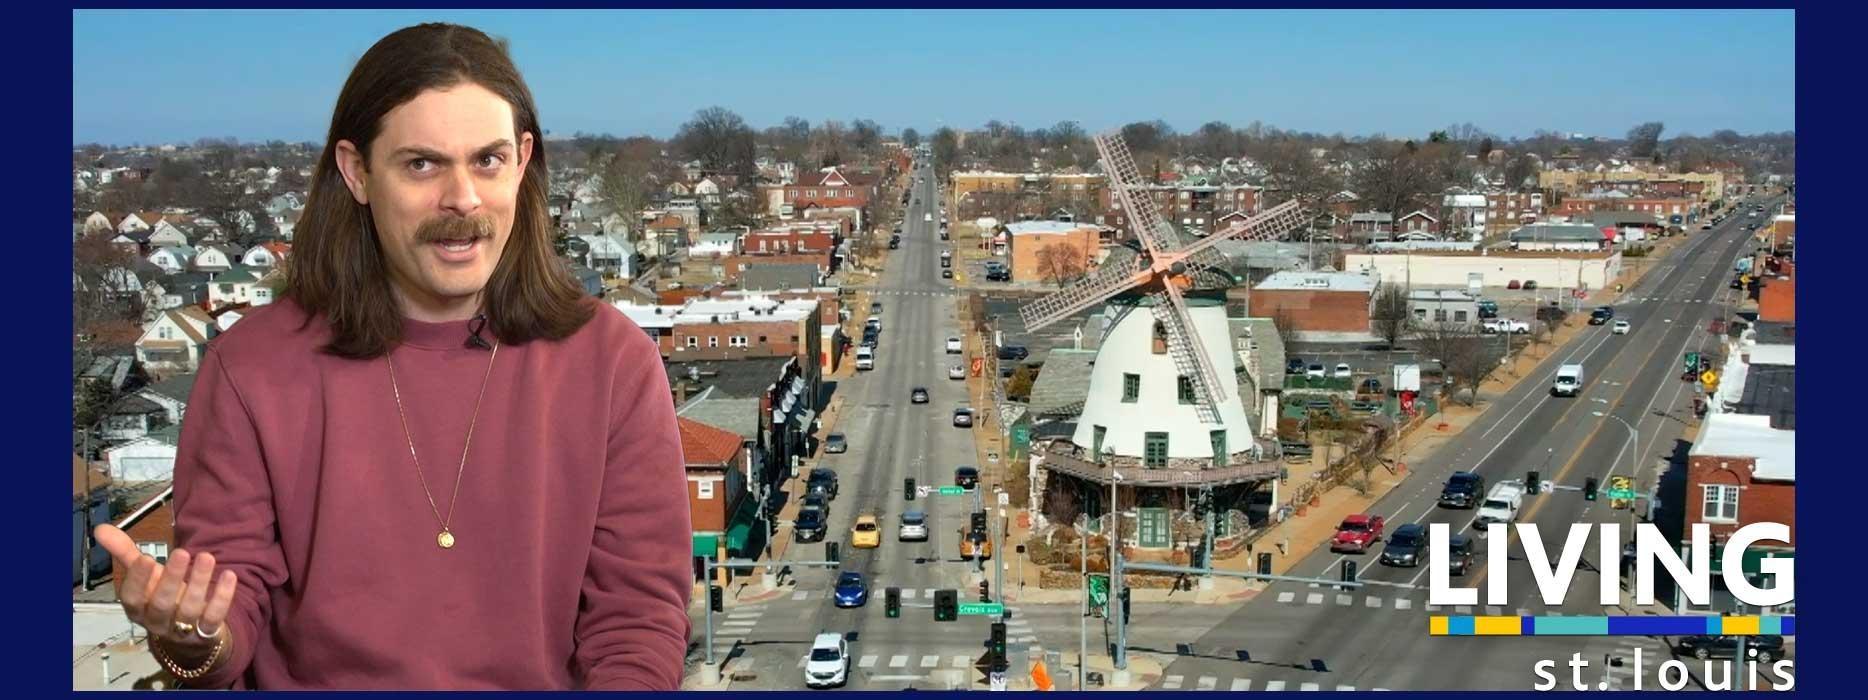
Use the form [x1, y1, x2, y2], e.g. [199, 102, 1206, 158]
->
[1336, 594, 1353, 606]
[1486, 606, 1504, 616]
[924, 588, 936, 599]
[1306, 593, 1324, 605]
[920, 655, 939, 668]
[1517, 608, 1533, 616]
[798, 655, 809, 668]
[1424, 604, 1441, 612]
[1300, 682, 1320, 691]
[1396, 598, 1413, 610]
[859, 655, 878, 668]
[792, 591, 809, 601]
[1365, 596, 1381, 608]
[953, 655, 970, 668]
[1162, 675, 1184, 689]
[1265, 681, 1286, 691]
[1455, 605, 1472, 614]
[889, 655, 908, 668]
[1198, 676, 1218, 690]
[1231, 678, 1252, 691]
[721, 620, 758, 628]
[1337, 685, 1356, 691]
[1278, 592, 1295, 603]
[902, 589, 916, 600]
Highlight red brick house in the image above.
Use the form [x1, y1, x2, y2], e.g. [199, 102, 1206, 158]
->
[1396, 210, 1439, 236]
[683, 416, 751, 577]
[782, 167, 876, 211]
[1682, 412, 1794, 613]
[744, 227, 836, 256]
[110, 485, 176, 582]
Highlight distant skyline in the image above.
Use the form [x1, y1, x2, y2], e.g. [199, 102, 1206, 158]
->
[74, 9, 1795, 147]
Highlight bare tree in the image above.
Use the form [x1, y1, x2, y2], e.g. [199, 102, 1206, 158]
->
[1503, 155, 1538, 191]
[932, 127, 960, 175]
[1626, 122, 1666, 160]
[1034, 242, 1088, 287]
[1353, 140, 1436, 232]
[675, 107, 756, 178]
[1370, 283, 1411, 350]
[900, 127, 921, 149]
[1440, 328, 1504, 406]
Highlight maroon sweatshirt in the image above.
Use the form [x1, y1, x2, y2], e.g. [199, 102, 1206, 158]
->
[170, 298, 692, 689]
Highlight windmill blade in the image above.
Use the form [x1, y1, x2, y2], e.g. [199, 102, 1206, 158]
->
[1094, 131, 1178, 257]
[1019, 253, 1153, 332]
[1148, 286, 1227, 424]
[1172, 200, 1311, 281]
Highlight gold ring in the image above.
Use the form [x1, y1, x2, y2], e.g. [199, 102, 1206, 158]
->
[172, 620, 196, 636]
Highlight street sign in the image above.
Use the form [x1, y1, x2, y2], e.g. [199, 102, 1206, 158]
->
[990, 671, 1007, 691]
[1087, 574, 1109, 608]
[959, 602, 1005, 616]
[998, 492, 1010, 507]
[1607, 475, 1637, 500]
[1700, 370, 1718, 386]
[917, 486, 933, 497]
[938, 486, 966, 496]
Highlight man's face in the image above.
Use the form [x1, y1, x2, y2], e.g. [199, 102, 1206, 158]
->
[335, 82, 534, 320]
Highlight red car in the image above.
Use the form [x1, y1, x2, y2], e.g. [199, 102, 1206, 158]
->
[1330, 514, 1386, 553]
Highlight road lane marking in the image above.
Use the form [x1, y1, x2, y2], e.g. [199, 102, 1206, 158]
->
[1278, 592, 1295, 603]
[1306, 593, 1324, 605]
[859, 655, 878, 668]
[1162, 675, 1184, 689]
[889, 655, 908, 668]
[1232, 678, 1252, 690]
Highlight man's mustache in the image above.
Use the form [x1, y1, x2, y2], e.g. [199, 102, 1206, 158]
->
[414, 215, 495, 243]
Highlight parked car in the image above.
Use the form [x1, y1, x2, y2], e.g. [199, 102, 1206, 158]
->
[1286, 357, 1308, 374]
[949, 364, 967, 380]
[870, 302, 883, 315]
[802, 493, 831, 519]
[1306, 363, 1326, 379]
[807, 467, 839, 499]
[946, 336, 963, 354]
[1483, 318, 1530, 334]
[1331, 514, 1386, 553]
[1380, 523, 1428, 567]
[794, 508, 827, 543]
[851, 515, 881, 549]
[954, 466, 980, 490]
[1674, 635, 1784, 663]
[952, 407, 975, 427]
[824, 433, 847, 454]
[910, 387, 930, 404]
[941, 268, 953, 279]
[1506, 280, 1521, 290]
[996, 345, 1029, 361]
[1333, 363, 1353, 379]
[804, 632, 850, 688]
[898, 510, 929, 541]
[1359, 378, 1384, 395]
[1521, 280, 1538, 290]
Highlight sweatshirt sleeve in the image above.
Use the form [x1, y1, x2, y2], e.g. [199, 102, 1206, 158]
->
[169, 347, 290, 689]
[576, 331, 693, 690]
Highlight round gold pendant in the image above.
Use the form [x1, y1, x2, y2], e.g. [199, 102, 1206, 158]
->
[438, 531, 456, 549]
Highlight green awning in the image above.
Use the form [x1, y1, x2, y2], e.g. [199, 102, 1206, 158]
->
[726, 521, 752, 552]
[724, 495, 761, 554]
[692, 533, 720, 558]
[1709, 547, 1794, 577]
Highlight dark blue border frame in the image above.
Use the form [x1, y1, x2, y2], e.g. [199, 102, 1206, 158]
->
[44, 2, 1821, 697]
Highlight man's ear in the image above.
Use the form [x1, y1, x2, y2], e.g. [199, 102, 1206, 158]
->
[334, 140, 370, 206]
[516, 131, 535, 174]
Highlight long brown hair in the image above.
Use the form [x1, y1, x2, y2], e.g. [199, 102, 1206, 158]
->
[285, 23, 592, 359]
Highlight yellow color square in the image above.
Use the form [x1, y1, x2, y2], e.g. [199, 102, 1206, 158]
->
[1429, 616, 1449, 635]
[1474, 616, 1523, 635]
[1722, 616, 1761, 635]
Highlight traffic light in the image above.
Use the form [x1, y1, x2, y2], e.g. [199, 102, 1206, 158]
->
[979, 580, 991, 601]
[1118, 588, 1131, 624]
[1526, 471, 1541, 494]
[905, 478, 916, 501]
[709, 584, 724, 613]
[990, 621, 1007, 660]
[934, 589, 958, 621]
[885, 587, 901, 618]
[1584, 477, 1599, 501]
[1341, 560, 1358, 585]
[827, 541, 840, 564]
[971, 510, 988, 534]
[1256, 552, 1273, 576]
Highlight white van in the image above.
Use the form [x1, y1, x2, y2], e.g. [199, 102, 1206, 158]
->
[1552, 363, 1584, 397]
[855, 346, 875, 371]
[1476, 482, 1524, 525]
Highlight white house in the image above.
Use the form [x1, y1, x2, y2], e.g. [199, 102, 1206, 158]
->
[135, 307, 215, 375]
[104, 437, 177, 484]
[83, 211, 115, 236]
[193, 244, 241, 272]
[249, 269, 285, 306]
[148, 221, 190, 249]
[207, 267, 268, 308]
[278, 208, 302, 240]
[689, 230, 740, 257]
[241, 242, 286, 267]
[146, 246, 197, 274]
[577, 234, 635, 277]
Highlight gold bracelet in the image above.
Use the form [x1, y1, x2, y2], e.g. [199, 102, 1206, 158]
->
[150, 628, 226, 680]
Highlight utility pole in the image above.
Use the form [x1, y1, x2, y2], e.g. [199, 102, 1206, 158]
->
[1079, 529, 1087, 691]
[1109, 470, 1127, 681]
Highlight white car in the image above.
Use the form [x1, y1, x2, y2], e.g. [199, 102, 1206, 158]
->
[1483, 318, 1530, 334]
[949, 364, 966, 380]
[1613, 320, 1632, 334]
[898, 511, 929, 541]
[1306, 364, 1326, 379]
[803, 632, 850, 688]
[1333, 363, 1353, 379]
[946, 336, 963, 354]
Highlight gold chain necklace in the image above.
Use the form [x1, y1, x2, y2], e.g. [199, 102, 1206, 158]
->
[386, 340, 500, 549]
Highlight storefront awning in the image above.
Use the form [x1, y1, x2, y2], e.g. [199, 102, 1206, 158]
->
[1709, 546, 1794, 577]
[691, 533, 720, 558]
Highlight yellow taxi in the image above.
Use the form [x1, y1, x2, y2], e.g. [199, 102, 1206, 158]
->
[851, 515, 881, 549]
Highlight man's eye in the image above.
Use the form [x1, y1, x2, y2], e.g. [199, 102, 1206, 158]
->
[478, 154, 506, 169]
[407, 158, 432, 172]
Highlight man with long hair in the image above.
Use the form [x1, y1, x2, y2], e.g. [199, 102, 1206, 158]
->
[91, 23, 691, 689]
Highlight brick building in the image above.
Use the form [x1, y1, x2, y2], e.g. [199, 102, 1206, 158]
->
[1004, 220, 1102, 283]
[109, 485, 176, 582]
[743, 225, 837, 256]
[1485, 191, 1544, 234]
[682, 416, 752, 579]
[781, 167, 879, 212]
[1247, 271, 1379, 335]
[1681, 412, 1795, 614]
[616, 296, 824, 367]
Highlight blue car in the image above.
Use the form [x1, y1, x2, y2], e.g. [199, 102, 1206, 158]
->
[833, 572, 868, 608]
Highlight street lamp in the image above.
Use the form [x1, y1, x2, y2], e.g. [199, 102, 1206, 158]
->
[1108, 468, 1126, 673]
[1592, 404, 1640, 523]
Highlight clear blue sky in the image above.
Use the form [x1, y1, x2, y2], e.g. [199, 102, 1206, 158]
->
[74, 9, 1795, 146]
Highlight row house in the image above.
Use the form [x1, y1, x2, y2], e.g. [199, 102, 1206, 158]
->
[780, 167, 879, 213]
[743, 224, 837, 256]
[681, 416, 752, 578]
[1485, 191, 1545, 234]
[1092, 180, 1261, 240]
[616, 296, 824, 366]
[1680, 412, 1794, 614]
